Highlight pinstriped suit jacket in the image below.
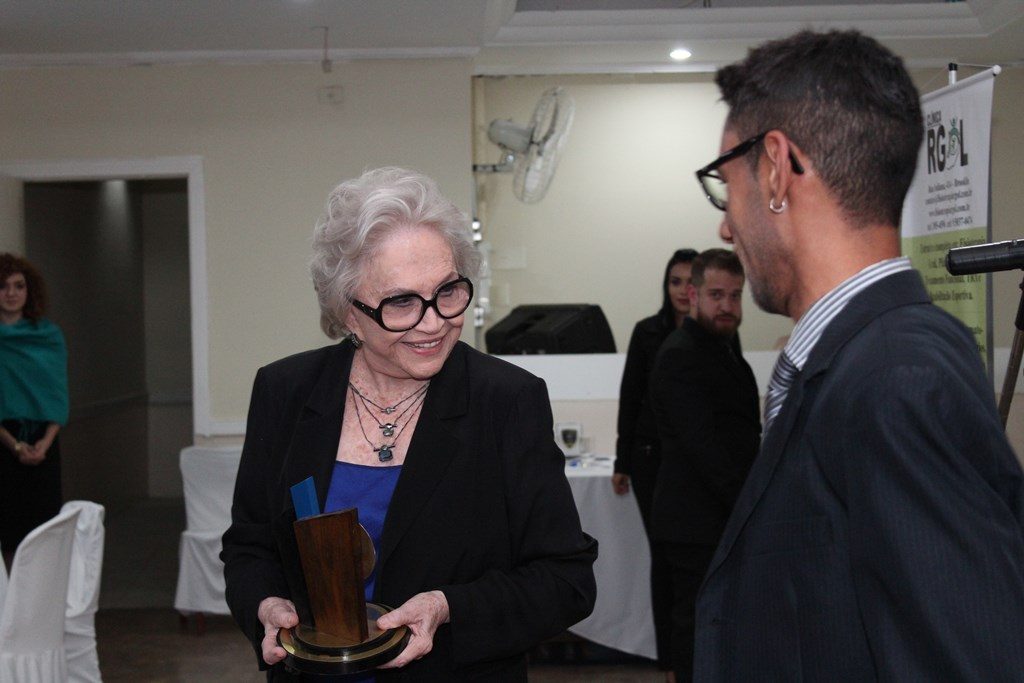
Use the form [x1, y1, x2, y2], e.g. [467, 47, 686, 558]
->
[694, 270, 1024, 681]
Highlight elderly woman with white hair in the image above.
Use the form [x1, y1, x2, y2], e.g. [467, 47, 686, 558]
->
[221, 167, 597, 681]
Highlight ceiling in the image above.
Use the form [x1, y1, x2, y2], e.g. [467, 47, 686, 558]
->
[0, 0, 1021, 73]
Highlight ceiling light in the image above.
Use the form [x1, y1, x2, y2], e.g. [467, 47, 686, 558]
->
[670, 48, 692, 61]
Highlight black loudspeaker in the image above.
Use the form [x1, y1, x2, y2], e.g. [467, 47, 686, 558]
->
[485, 304, 616, 354]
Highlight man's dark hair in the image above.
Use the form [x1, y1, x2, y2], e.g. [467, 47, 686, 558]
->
[691, 248, 744, 288]
[659, 248, 699, 320]
[715, 30, 923, 228]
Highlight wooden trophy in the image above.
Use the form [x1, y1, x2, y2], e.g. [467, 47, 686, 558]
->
[277, 508, 409, 675]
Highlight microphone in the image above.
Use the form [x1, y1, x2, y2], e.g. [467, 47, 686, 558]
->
[946, 239, 1024, 275]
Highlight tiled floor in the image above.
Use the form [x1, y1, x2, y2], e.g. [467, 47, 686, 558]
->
[95, 499, 664, 682]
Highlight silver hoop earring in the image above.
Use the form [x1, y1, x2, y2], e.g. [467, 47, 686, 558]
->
[348, 333, 363, 349]
[769, 197, 787, 214]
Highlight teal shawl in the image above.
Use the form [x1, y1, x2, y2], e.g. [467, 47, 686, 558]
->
[0, 318, 69, 425]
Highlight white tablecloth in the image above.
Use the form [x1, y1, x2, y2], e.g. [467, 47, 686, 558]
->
[565, 458, 656, 659]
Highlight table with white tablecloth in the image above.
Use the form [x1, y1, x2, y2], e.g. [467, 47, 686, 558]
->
[174, 447, 656, 659]
[564, 457, 656, 660]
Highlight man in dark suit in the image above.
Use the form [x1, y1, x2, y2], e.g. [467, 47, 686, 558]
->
[692, 30, 1024, 680]
[649, 248, 761, 683]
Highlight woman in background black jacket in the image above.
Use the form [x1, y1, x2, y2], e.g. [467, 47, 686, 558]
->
[612, 248, 696, 681]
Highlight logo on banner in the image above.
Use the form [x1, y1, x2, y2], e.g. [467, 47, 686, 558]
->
[925, 109, 969, 173]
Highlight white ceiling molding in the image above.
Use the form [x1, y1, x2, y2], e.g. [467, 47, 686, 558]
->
[492, 4, 992, 45]
[0, 47, 480, 70]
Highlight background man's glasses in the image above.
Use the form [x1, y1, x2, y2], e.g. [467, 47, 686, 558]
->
[353, 276, 473, 332]
[695, 130, 805, 211]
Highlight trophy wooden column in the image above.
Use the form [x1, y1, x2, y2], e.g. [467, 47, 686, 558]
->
[294, 508, 368, 644]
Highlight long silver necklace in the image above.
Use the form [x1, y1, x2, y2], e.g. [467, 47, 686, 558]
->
[349, 385, 428, 462]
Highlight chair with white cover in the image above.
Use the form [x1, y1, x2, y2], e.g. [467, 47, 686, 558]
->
[0, 506, 81, 683]
[174, 446, 242, 632]
[0, 543, 7, 612]
[61, 501, 105, 683]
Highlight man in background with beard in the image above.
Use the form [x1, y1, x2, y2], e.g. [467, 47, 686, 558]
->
[648, 247, 761, 683]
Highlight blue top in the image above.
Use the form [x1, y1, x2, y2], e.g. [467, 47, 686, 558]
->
[324, 461, 402, 602]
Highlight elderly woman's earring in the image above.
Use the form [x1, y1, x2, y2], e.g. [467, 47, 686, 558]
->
[348, 332, 363, 349]
[769, 197, 787, 214]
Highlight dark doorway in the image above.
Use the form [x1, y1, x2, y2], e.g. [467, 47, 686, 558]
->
[23, 178, 192, 508]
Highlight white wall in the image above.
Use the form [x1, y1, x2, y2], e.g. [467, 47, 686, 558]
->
[0, 59, 473, 427]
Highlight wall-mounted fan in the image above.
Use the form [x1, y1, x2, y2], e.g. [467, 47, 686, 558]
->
[473, 86, 574, 204]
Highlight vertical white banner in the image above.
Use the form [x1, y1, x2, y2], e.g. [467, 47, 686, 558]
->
[901, 69, 996, 367]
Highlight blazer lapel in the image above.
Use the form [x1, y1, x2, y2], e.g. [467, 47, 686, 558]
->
[280, 343, 354, 517]
[704, 269, 932, 579]
[379, 343, 470, 566]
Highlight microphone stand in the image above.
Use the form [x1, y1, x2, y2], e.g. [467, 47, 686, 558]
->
[998, 273, 1024, 427]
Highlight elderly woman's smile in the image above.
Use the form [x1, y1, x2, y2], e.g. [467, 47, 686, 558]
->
[347, 225, 466, 383]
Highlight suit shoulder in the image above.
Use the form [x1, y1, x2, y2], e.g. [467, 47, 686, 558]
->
[861, 302, 978, 367]
[830, 301, 989, 403]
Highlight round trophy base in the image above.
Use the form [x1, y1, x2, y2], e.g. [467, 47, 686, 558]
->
[278, 603, 410, 676]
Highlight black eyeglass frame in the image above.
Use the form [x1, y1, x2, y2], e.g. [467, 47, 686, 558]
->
[695, 130, 806, 211]
[352, 276, 474, 332]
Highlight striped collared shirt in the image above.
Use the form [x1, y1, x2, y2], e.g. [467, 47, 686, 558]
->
[783, 256, 913, 372]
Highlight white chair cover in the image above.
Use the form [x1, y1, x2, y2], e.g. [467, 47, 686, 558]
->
[0, 507, 81, 683]
[174, 531, 230, 615]
[173, 446, 241, 616]
[61, 501, 105, 683]
[0, 542, 8, 612]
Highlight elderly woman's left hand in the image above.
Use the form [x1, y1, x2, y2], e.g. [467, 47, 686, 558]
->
[375, 590, 450, 669]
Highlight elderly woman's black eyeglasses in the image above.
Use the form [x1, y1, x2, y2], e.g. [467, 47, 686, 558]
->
[695, 131, 805, 211]
[352, 276, 474, 332]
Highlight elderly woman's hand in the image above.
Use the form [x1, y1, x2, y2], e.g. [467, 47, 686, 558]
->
[376, 590, 450, 669]
[257, 597, 299, 665]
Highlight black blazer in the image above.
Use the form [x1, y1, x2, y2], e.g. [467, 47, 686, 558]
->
[648, 318, 761, 545]
[694, 270, 1024, 681]
[616, 312, 675, 475]
[221, 340, 597, 681]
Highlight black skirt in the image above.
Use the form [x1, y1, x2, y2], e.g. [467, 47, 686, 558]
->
[0, 419, 63, 553]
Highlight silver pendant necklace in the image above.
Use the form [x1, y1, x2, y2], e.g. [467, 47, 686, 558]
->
[349, 384, 428, 461]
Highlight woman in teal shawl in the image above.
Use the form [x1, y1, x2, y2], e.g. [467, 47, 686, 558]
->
[0, 252, 68, 570]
